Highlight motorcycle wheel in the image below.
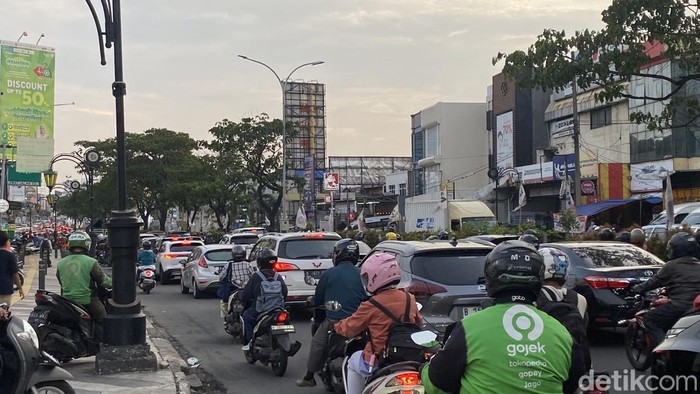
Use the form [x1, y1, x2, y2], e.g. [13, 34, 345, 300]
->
[625, 323, 653, 371]
[244, 349, 256, 364]
[271, 349, 288, 376]
[145, 288, 151, 294]
[33, 380, 75, 394]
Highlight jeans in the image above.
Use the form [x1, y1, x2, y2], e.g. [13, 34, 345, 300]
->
[644, 301, 690, 347]
[346, 351, 373, 394]
[242, 307, 257, 344]
[307, 318, 336, 373]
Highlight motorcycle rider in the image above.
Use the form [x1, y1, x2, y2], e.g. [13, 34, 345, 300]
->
[137, 241, 156, 267]
[333, 252, 422, 394]
[296, 239, 368, 387]
[235, 248, 288, 350]
[437, 230, 449, 240]
[384, 232, 398, 241]
[218, 245, 253, 313]
[56, 231, 112, 341]
[630, 228, 646, 249]
[421, 241, 586, 394]
[632, 232, 700, 347]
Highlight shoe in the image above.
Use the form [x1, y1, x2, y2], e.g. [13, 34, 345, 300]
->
[241, 344, 250, 351]
[295, 378, 316, 387]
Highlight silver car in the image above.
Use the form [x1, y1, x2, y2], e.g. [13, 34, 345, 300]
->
[180, 244, 234, 299]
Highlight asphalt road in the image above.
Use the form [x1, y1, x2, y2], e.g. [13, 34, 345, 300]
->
[140, 283, 652, 394]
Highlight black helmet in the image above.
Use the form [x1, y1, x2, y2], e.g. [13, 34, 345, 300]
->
[630, 228, 645, 246]
[615, 231, 631, 243]
[599, 228, 615, 241]
[142, 240, 151, 249]
[523, 229, 539, 237]
[256, 248, 277, 270]
[437, 230, 449, 240]
[518, 234, 540, 250]
[484, 240, 544, 298]
[332, 238, 360, 266]
[667, 232, 698, 260]
[232, 245, 246, 262]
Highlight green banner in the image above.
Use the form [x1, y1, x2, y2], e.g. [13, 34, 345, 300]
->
[0, 41, 55, 145]
[7, 162, 41, 185]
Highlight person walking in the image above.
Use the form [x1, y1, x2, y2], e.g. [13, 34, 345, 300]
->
[0, 231, 24, 306]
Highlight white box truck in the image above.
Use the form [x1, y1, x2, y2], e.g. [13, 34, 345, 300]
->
[405, 199, 496, 232]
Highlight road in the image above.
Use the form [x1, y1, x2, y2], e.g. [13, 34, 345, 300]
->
[141, 283, 652, 394]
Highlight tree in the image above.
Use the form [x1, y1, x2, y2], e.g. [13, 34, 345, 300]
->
[494, 0, 700, 129]
[204, 114, 285, 230]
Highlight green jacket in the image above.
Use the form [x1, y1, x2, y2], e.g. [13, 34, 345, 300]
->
[56, 254, 112, 305]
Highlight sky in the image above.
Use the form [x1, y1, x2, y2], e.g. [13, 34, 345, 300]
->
[1, 0, 613, 180]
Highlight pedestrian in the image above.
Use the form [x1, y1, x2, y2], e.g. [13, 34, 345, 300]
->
[0, 231, 24, 306]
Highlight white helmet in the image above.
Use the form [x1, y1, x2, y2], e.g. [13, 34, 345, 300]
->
[538, 247, 570, 284]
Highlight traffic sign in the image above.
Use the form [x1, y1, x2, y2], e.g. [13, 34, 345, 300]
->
[0, 199, 9, 213]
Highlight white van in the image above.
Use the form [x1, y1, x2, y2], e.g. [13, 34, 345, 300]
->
[642, 202, 700, 239]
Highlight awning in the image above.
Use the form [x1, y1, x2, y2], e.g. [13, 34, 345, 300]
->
[576, 199, 637, 216]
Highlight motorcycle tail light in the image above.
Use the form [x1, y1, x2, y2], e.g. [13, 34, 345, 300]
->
[276, 311, 289, 324]
[386, 372, 420, 387]
[144, 270, 154, 278]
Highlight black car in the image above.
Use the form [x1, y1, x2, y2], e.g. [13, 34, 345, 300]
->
[541, 242, 665, 330]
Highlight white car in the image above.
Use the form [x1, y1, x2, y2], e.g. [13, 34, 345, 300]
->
[156, 239, 204, 284]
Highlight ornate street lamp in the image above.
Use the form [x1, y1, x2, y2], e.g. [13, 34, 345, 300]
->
[43, 170, 57, 193]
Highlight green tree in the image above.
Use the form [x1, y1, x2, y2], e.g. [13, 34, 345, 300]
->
[494, 0, 700, 129]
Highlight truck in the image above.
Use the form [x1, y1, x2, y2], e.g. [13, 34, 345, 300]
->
[404, 199, 496, 232]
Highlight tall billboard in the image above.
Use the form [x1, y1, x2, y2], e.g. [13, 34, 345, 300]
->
[495, 111, 513, 170]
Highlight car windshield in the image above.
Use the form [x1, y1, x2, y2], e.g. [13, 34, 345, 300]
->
[205, 250, 233, 261]
[570, 246, 664, 268]
[231, 236, 258, 245]
[410, 250, 490, 286]
[278, 239, 338, 259]
[170, 244, 202, 253]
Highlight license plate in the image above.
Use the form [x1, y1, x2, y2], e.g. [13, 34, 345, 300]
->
[304, 270, 324, 280]
[271, 324, 296, 334]
[28, 310, 48, 325]
[462, 307, 482, 317]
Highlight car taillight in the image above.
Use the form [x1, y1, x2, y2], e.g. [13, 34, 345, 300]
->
[584, 276, 630, 289]
[386, 372, 420, 387]
[276, 311, 289, 324]
[273, 261, 299, 272]
[198, 256, 208, 268]
[403, 279, 447, 303]
[303, 233, 325, 238]
[163, 253, 178, 259]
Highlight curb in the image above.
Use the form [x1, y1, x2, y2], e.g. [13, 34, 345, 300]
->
[146, 316, 191, 394]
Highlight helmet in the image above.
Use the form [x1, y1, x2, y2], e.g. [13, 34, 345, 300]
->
[666, 232, 698, 260]
[518, 234, 540, 250]
[385, 232, 398, 241]
[630, 228, 646, 246]
[256, 248, 277, 270]
[615, 231, 631, 243]
[484, 240, 544, 298]
[361, 252, 401, 294]
[523, 229, 539, 237]
[539, 247, 570, 284]
[232, 245, 247, 262]
[332, 239, 360, 266]
[437, 230, 449, 240]
[142, 241, 151, 249]
[599, 228, 615, 241]
[68, 231, 91, 253]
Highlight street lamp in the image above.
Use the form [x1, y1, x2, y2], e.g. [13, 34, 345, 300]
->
[238, 55, 324, 231]
[43, 170, 57, 193]
[45, 193, 59, 258]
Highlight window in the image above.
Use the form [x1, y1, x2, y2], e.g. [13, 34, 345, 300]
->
[410, 250, 491, 286]
[399, 183, 406, 196]
[388, 184, 396, 195]
[590, 107, 612, 129]
[425, 125, 439, 157]
[424, 164, 441, 193]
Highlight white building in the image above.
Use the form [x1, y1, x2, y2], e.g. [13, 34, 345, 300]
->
[384, 171, 408, 196]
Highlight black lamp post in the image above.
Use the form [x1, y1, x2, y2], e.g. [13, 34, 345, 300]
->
[45, 193, 58, 256]
[84, 0, 154, 374]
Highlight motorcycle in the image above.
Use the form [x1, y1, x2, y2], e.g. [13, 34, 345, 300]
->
[222, 287, 245, 343]
[28, 288, 110, 363]
[137, 265, 157, 294]
[619, 290, 667, 371]
[243, 307, 302, 377]
[0, 307, 75, 393]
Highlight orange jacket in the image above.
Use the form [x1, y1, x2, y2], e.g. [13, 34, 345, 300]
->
[334, 288, 422, 363]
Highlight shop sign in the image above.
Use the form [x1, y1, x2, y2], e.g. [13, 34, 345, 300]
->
[581, 180, 596, 195]
[630, 159, 673, 192]
[516, 162, 554, 184]
[551, 117, 574, 139]
[553, 154, 576, 180]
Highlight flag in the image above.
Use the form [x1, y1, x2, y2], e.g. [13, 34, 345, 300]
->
[389, 204, 401, 223]
[358, 209, 369, 232]
[665, 173, 674, 231]
[513, 183, 527, 212]
[295, 206, 307, 229]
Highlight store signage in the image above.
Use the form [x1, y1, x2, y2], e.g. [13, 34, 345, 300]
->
[581, 180, 596, 195]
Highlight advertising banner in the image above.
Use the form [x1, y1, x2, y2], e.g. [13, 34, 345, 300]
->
[0, 41, 55, 145]
[553, 154, 576, 180]
[323, 172, 339, 191]
[495, 111, 513, 170]
[516, 162, 554, 184]
[550, 117, 574, 139]
[630, 159, 673, 192]
[7, 162, 41, 185]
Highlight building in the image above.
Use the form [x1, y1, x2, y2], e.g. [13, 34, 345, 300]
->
[384, 171, 408, 197]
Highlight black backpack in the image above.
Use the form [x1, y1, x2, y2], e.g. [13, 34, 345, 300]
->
[537, 287, 592, 370]
[368, 292, 424, 365]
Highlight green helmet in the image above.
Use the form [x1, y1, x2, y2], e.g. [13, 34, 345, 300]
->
[68, 231, 91, 253]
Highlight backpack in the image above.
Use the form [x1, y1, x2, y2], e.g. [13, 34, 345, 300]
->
[255, 271, 285, 313]
[537, 287, 592, 369]
[368, 292, 424, 365]
[217, 263, 234, 301]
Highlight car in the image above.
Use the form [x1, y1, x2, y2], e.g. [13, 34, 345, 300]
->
[156, 239, 205, 284]
[232, 227, 267, 235]
[219, 233, 260, 257]
[462, 234, 520, 246]
[540, 241, 664, 330]
[643, 202, 700, 239]
[248, 231, 341, 305]
[363, 240, 494, 336]
[680, 207, 700, 230]
[180, 244, 237, 299]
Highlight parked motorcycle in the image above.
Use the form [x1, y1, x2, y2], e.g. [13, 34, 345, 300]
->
[243, 307, 302, 377]
[222, 288, 245, 343]
[0, 306, 75, 393]
[619, 290, 667, 371]
[28, 289, 110, 363]
[137, 265, 157, 294]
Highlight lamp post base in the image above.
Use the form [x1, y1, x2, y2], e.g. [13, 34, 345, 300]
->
[95, 342, 156, 375]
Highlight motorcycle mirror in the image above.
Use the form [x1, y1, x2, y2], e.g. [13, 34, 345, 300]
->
[410, 330, 438, 347]
[416, 302, 423, 311]
[325, 300, 342, 312]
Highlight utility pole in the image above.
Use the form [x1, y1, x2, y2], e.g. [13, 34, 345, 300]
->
[571, 51, 582, 208]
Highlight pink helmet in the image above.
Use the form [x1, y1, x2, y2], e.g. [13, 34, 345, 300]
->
[361, 252, 401, 294]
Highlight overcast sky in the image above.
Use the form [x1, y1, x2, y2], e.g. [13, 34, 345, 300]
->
[1, 0, 612, 178]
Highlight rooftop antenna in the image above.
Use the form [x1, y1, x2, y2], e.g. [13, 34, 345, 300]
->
[16, 31, 28, 44]
[35, 33, 45, 45]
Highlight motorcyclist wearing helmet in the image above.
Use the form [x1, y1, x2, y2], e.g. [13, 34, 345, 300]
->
[296, 239, 368, 387]
[632, 232, 700, 347]
[598, 227, 615, 241]
[334, 253, 422, 394]
[137, 240, 156, 267]
[384, 232, 398, 241]
[630, 228, 646, 249]
[236, 248, 288, 349]
[56, 231, 112, 340]
[437, 230, 449, 240]
[518, 233, 540, 250]
[218, 245, 254, 303]
[421, 241, 586, 394]
[615, 231, 631, 243]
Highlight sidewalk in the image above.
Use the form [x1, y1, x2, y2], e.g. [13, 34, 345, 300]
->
[10, 254, 190, 394]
